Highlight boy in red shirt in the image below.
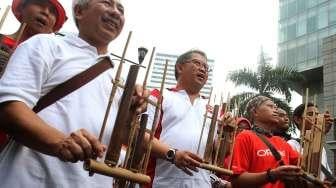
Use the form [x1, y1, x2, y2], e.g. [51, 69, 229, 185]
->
[231, 96, 301, 188]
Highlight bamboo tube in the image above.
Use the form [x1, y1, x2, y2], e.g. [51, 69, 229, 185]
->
[124, 47, 154, 169]
[196, 87, 213, 155]
[213, 93, 230, 165]
[199, 163, 233, 176]
[98, 31, 132, 142]
[297, 88, 309, 167]
[142, 60, 169, 173]
[0, 5, 10, 30]
[84, 159, 150, 184]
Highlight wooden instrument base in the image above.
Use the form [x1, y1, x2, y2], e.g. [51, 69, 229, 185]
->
[83, 159, 151, 184]
[199, 163, 233, 176]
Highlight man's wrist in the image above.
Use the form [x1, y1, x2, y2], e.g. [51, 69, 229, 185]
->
[266, 169, 277, 183]
[165, 148, 178, 163]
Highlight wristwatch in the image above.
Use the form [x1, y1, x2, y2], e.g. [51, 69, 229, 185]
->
[266, 168, 277, 183]
[165, 148, 177, 163]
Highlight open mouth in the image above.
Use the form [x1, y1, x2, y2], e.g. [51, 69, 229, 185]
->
[35, 16, 47, 27]
[196, 73, 206, 81]
[102, 15, 120, 32]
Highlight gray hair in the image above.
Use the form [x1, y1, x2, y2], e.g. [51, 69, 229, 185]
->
[174, 49, 207, 80]
[72, 0, 90, 28]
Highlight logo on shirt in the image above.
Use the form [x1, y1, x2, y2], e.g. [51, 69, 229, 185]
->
[256, 149, 285, 157]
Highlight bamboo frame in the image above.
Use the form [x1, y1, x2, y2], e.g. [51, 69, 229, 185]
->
[84, 159, 150, 184]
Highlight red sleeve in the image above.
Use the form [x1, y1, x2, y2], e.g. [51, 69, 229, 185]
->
[231, 131, 252, 175]
[286, 142, 299, 165]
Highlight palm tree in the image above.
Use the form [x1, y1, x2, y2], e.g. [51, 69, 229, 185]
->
[227, 48, 303, 117]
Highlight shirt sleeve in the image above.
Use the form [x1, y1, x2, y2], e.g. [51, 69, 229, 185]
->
[146, 89, 160, 131]
[0, 35, 52, 108]
[231, 132, 252, 175]
[286, 142, 299, 165]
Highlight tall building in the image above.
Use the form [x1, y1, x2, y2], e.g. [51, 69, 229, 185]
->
[278, 0, 336, 173]
[148, 52, 214, 97]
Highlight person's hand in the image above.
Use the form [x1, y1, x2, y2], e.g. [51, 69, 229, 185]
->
[324, 111, 334, 134]
[322, 180, 332, 188]
[218, 112, 236, 132]
[55, 129, 106, 163]
[174, 150, 203, 176]
[131, 84, 150, 114]
[270, 165, 302, 181]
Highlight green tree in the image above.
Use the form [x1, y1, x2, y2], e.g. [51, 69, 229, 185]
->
[227, 49, 303, 118]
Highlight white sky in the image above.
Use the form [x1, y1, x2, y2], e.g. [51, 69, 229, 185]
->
[0, 0, 302, 107]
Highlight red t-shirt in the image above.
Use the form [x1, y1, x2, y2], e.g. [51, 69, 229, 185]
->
[231, 130, 299, 188]
[0, 34, 16, 151]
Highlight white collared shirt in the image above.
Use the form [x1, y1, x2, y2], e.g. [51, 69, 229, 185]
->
[147, 89, 211, 188]
[0, 33, 122, 188]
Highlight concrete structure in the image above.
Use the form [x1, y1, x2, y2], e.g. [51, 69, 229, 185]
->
[278, 0, 336, 173]
[148, 52, 214, 97]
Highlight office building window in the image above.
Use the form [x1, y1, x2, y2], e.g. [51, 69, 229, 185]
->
[280, 3, 288, 19]
[308, 0, 318, 8]
[297, 0, 306, 13]
[298, 16, 307, 36]
[329, 1, 336, 25]
[287, 23, 297, 40]
[307, 40, 318, 60]
[307, 15, 317, 33]
[318, 6, 328, 29]
[287, 47, 297, 66]
[288, 1, 297, 17]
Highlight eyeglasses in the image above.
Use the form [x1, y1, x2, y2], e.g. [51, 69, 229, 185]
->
[185, 59, 212, 73]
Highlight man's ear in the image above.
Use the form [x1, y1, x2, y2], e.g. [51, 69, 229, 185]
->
[176, 63, 184, 76]
[73, 4, 86, 22]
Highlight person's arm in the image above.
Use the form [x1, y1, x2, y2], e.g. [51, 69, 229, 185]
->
[144, 133, 203, 175]
[232, 165, 302, 187]
[0, 101, 106, 162]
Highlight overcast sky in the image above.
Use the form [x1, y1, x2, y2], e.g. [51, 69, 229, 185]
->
[1, 0, 302, 106]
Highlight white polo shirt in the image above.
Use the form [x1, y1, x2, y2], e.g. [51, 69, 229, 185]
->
[147, 89, 211, 188]
[0, 33, 122, 188]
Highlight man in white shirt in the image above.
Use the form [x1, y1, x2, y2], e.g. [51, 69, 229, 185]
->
[0, 0, 148, 187]
[146, 49, 214, 188]
[288, 102, 333, 183]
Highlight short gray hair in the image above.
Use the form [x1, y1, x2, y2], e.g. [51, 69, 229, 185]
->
[174, 49, 207, 80]
[72, 0, 90, 28]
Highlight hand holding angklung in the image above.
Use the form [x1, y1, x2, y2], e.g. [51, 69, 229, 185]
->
[174, 150, 203, 176]
[131, 84, 150, 114]
[55, 129, 106, 163]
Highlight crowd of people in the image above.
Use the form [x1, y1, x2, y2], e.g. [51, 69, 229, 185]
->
[0, 0, 334, 188]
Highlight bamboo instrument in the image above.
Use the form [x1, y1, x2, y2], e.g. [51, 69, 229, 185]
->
[294, 90, 325, 187]
[195, 91, 234, 176]
[142, 59, 169, 173]
[83, 32, 156, 186]
[196, 87, 213, 155]
[297, 88, 309, 167]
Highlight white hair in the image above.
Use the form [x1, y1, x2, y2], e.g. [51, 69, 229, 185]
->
[72, 0, 90, 27]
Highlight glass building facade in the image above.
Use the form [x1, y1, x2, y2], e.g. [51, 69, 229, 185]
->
[279, 0, 336, 173]
[148, 53, 214, 97]
[279, 0, 336, 71]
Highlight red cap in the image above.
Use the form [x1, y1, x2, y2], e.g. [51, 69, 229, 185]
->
[236, 117, 252, 129]
[12, 0, 67, 32]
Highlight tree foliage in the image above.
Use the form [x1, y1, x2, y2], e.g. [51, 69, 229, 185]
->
[227, 49, 304, 120]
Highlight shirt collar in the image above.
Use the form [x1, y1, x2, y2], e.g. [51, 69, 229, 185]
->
[62, 32, 98, 54]
[252, 126, 273, 137]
